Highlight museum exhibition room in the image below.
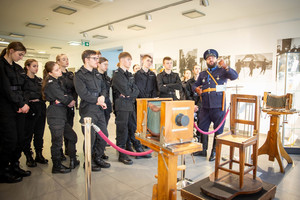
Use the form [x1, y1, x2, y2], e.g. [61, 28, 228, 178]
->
[0, 0, 300, 199]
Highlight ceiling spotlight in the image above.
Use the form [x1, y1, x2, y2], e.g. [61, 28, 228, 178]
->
[83, 32, 88, 38]
[53, 6, 77, 15]
[9, 33, 25, 38]
[108, 24, 114, 31]
[128, 25, 146, 31]
[200, 0, 209, 7]
[26, 23, 45, 29]
[145, 13, 152, 22]
[182, 10, 205, 19]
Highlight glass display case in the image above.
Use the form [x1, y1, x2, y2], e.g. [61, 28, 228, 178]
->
[276, 52, 300, 154]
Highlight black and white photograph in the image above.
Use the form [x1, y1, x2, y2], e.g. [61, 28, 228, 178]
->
[277, 37, 300, 55]
[234, 53, 273, 77]
[179, 48, 197, 77]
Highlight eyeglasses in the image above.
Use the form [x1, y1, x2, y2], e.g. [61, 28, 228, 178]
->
[88, 57, 99, 61]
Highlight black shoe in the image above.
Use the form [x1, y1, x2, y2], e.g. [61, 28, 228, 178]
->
[69, 158, 80, 169]
[118, 154, 133, 165]
[83, 162, 101, 172]
[135, 147, 151, 159]
[52, 163, 71, 174]
[35, 151, 48, 164]
[25, 152, 37, 167]
[0, 168, 23, 183]
[94, 158, 111, 168]
[101, 153, 109, 160]
[11, 162, 31, 177]
[209, 150, 216, 162]
[193, 150, 207, 157]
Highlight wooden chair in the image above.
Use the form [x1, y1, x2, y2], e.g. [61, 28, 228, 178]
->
[215, 94, 260, 189]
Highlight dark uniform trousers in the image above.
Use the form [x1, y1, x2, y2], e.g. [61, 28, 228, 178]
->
[81, 108, 108, 157]
[24, 102, 46, 153]
[47, 105, 77, 161]
[0, 113, 25, 166]
[198, 108, 225, 150]
[103, 99, 112, 126]
[115, 110, 139, 149]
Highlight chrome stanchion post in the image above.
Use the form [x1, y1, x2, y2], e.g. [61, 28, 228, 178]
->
[84, 117, 92, 200]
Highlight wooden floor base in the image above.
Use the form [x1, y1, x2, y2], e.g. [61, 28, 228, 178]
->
[201, 172, 263, 200]
[181, 176, 276, 200]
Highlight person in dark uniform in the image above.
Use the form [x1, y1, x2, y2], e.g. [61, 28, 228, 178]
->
[97, 56, 112, 160]
[133, 54, 157, 158]
[42, 61, 79, 173]
[23, 59, 48, 167]
[112, 52, 148, 165]
[157, 57, 182, 100]
[132, 64, 141, 74]
[193, 49, 238, 161]
[74, 50, 111, 171]
[56, 54, 78, 160]
[0, 42, 31, 183]
[180, 69, 192, 100]
[185, 65, 202, 145]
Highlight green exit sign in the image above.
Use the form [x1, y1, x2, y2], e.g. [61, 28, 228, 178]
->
[81, 40, 90, 46]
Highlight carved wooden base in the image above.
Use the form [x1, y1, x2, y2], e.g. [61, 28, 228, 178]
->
[181, 174, 276, 200]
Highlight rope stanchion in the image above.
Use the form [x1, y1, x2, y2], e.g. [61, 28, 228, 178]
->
[91, 124, 153, 156]
[194, 107, 230, 135]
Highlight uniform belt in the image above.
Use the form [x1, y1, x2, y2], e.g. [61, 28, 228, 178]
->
[50, 101, 65, 107]
[10, 86, 21, 91]
[202, 88, 216, 93]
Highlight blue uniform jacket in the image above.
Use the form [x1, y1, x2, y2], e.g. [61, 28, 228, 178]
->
[193, 66, 238, 109]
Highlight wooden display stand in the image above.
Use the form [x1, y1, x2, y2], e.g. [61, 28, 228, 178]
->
[257, 92, 297, 173]
[257, 109, 295, 173]
[136, 99, 202, 200]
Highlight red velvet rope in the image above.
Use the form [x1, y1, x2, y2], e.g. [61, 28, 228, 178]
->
[92, 124, 153, 156]
[194, 107, 230, 135]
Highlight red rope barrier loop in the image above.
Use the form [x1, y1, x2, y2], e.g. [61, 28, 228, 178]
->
[92, 124, 153, 156]
[194, 106, 230, 135]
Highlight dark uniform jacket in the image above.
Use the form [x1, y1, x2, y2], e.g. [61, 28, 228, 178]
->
[112, 67, 139, 112]
[0, 56, 27, 115]
[157, 70, 181, 100]
[44, 76, 73, 120]
[74, 66, 107, 122]
[134, 68, 157, 98]
[193, 67, 238, 109]
[23, 75, 45, 117]
[186, 77, 201, 107]
[100, 72, 112, 114]
[59, 70, 78, 102]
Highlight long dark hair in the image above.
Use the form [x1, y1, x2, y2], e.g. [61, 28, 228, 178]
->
[41, 61, 57, 100]
[1, 42, 26, 57]
[24, 59, 38, 73]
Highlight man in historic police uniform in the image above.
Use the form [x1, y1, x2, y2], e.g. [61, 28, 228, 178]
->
[193, 49, 238, 161]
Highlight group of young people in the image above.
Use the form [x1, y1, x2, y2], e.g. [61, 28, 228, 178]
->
[0, 41, 238, 184]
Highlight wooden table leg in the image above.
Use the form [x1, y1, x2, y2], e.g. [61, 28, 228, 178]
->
[157, 153, 178, 200]
[257, 114, 293, 173]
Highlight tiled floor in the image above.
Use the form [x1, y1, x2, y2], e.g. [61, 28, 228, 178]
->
[0, 112, 300, 200]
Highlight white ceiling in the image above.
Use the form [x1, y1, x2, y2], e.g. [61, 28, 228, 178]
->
[1, 0, 300, 55]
